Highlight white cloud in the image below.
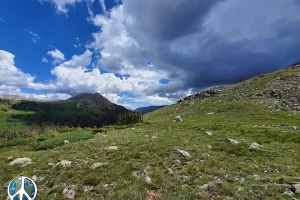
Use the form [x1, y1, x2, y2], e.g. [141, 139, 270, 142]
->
[41, 57, 49, 63]
[0, 50, 36, 87]
[102, 93, 121, 104]
[0, 18, 5, 22]
[0, 84, 70, 101]
[119, 103, 135, 110]
[0, 85, 21, 96]
[47, 49, 66, 64]
[25, 29, 40, 43]
[39, 0, 82, 14]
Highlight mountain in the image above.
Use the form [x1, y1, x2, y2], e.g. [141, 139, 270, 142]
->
[0, 95, 42, 102]
[10, 93, 131, 127]
[1, 62, 300, 199]
[177, 61, 300, 112]
[134, 105, 167, 114]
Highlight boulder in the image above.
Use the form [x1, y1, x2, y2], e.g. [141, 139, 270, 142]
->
[173, 116, 182, 123]
[249, 142, 263, 150]
[63, 185, 76, 199]
[173, 149, 191, 159]
[64, 140, 70, 145]
[9, 157, 32, 166]
[134, 170, 152, 184]
[90, 162, 108, 169]
[292, 183, 300, 194]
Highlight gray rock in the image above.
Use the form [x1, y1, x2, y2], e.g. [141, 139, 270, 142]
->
[253, 174, 260, 180]
[9, 157, 32, 166]
[204, 131, 213, 136]
[55, 160, 72, 168]
[64, 140, 70, 145]
[226, 138, 239, 145]
[63, 185, 76, 199]
[173, 116, 182, 123]
[249, 142, 263, 150]
[105, 146, 119, 150]
[199, 184, 209, 190]
[83, 185, 93, 193]
[48, 162, 55, 167]
[292, 183, 300, 194]
[283, 189, 295, 196]
[173, 149, 191, 159]
[292, 126, 297, 130]
[168, 168, 174, 174]
[134, 170, 152, 184]
[207, 112, 215, 115]
[7, 156, 13, 161]
[90, 162, 108, 169]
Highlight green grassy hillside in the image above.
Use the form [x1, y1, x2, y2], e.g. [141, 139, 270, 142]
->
[1, 66, 300, 199]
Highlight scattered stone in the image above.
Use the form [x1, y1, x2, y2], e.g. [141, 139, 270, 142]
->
[293, 126, 297, 130]
[204, 131, 213, 136]
[249, 142, 263, 150]
[217, 138, 224, 142]
[292, 183, 300, 194]
[64, 140, 70, 145]
[173, 116, 182, 123]
[167, 168, 174, 174]
[55, 160, 72, 168]
[105, 146, 119, 151]
[207, 145, 212, 149]
[226, 138, 239, 145]
[134, 170, 152, 184]
[90, 162, 108, 169]
[131, 128, 135, 130]
[7, 156, 13, 161]
[237, 188, 243, 192]
[63, 185, 76, 199]
[151, 136, 158, 139]
[199, 184, 209, 190]
[253, 174, 260, 180]
[83, 185, 93, 193]
[173, 149, 191, 159]
[48, 162, 55, 167]
[207, 112, 215, 115]
[9, 157, 32, 166]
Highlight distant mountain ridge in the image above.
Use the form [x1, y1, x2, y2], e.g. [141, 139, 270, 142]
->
[10, 93, 131, 127]
[134, 105, 167, 114]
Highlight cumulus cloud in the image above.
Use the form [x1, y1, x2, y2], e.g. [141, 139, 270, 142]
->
[0, 50, 36, 87]
[47, 49, 66, 64]
[39, 0, 82, 13]
[0, 85, 21, 96]
[87, 0, 300, 102]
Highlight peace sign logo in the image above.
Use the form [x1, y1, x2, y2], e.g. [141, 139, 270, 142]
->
[7, 176, 37, 200]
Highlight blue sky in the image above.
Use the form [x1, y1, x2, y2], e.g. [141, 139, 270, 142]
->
[1, 0, 300, 110]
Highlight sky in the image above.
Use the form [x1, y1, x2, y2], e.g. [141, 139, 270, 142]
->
[0, 0, 300, 110]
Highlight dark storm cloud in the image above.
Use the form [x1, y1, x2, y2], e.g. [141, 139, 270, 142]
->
[123, 0, 224, 41]
[93, 0, 300, 100]
[123, 0, 300, 95]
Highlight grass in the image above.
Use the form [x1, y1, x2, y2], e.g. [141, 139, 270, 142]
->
[1, 68, 300, 199]
[0, 98, 300, 199]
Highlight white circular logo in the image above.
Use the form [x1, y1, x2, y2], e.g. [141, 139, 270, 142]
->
[7, 176, 37, 200]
